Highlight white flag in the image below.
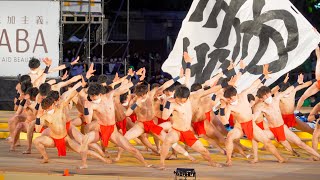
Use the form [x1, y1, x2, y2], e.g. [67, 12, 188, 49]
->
[162, 0, 320, 91]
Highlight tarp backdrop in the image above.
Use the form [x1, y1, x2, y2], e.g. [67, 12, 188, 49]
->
[0, 1, 60, 77]
[162, 0, 320, 91]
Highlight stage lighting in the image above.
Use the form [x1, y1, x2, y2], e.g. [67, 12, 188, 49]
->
[174, 168, 196, 180]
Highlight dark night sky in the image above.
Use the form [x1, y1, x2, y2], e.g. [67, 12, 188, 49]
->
[105, 0, 319, 28]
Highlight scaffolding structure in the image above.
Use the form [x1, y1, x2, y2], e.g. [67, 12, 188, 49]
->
[59, 0, 130, 75]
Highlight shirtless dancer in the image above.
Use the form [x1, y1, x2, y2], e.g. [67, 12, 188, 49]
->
[113, 84, 159, 154]
[151, 83, 172, 153]
[17, 70, 84, 154]
[117, 69, 195, 161]
[153, 83, 172, 131]
[296, 47, 320, 113]
[10, 59, 49, 129]
[46, 87, 106, 158]
[192, 60, 249, 156]
[79, 73, 151, 169]
[190, 82, 248, 158]
[8, 81, 33, 145]
[8, 59, 53, 149]
[254, 83, 320, 160]
[118, 54, 198, 158]
[220, 65, 285, 166]
[33, 80, 107, 164]
[28, 56, 80, 86]
[307, 102, 320, 152]
[10, 87, 39, 152]
[160, 85, 223, 170]
[270, 73, 314, 134]
[14, 75, 32, 111]
[71, 72, 130, 133]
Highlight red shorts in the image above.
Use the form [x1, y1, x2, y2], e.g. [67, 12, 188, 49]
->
[269, 124, 286, 142]
[229, 114, 235, 127]
[141, 120, 163, 135]
[192, 119, 206, 136]
[240, 120, 254, 140]
[173, 128, 198, 147]
[116, 118, 127, 135]
[256, 121, 264, 130]
[157, 117, 170, 124]
[205, 111, 211, 122]
[99, 124, 115, 147]
[282, 114, 297, 128]
[66, 121, 71, 131]
[316, 80, 320, 89]
[52, 136, 67, 156]
[129, 114, 137, 123]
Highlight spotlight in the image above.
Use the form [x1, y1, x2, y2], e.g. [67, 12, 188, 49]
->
[174, 168, 196, 180]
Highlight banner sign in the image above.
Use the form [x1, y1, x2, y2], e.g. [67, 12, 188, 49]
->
[0, 1, 60, 77]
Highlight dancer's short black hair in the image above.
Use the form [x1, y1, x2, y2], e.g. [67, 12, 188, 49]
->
[26, 87, 39, 101]
[41, 97, 55, 110]
[174, 85, 190, 99]
[191, 83, 202, 92]
[257, 86, 271, 98]
[21, 81, 33, 94]
[19, 75, 31, 83]
[247, 94, 255, 102]
[39, 83, 51, 96]
[97, 74, 108, 84]
[88, 83, 102, 96]
[224, 86, 237, 98]
[164, 84, 175, 93]
[28, 57, 40, 69]
[135, 84, 148, 96]
[47, 91, 60, 101]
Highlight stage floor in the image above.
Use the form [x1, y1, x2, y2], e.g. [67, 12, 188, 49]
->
[0, 139, 320, 180]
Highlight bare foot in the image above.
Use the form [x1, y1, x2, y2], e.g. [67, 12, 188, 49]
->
[9, 147, 15, 152]
[77, 164, 88, 169]
[312, 157, 320, 161]
[22, 150, 31, 154]
[210, 162, 223, 168]
[166, 154, 177, 160]
[249, 159, 258, 164]
[104, 158, 113, 164]
[226, 160, 232, 166]
[158, 166, 166, 170]
[145, 163, 153, 168]
[191, 159, 199, 164]
[6, 137, 12, 143]
[188, 155, 197, 163]
[278, 158, 288, 163]
[41, 158, 49, 164]
[113, 157, 120, 162]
